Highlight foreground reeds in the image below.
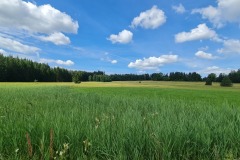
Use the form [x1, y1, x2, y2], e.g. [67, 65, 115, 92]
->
[0, 83, 240, 159]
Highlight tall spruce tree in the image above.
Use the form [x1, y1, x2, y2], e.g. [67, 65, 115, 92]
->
[220, 76, 233, 87]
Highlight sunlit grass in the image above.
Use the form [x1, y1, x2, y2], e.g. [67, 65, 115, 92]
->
[1, 81, 240, 90]
[1, 82, 240, 159]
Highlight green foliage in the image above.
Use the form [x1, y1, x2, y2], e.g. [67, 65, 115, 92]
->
[110, 73, 150, 81]
[0, 54, 7, 82]
[89, 74, 112, 82]
[53, 67, 72, 82]
[1, 84, 240, 159]
[2, 54, 240, 84]
[169, 72, 202, 81]
[72, 72, 81, 83]
[220, 76, 233, 87]
[88, 75, 92, 81]
[0, 54, 72, 82]
[151, 73, 164, 81]
[75, 81, 81, 84]
[207, 73, 217, 82]
[100, 75, 111, 82]
[228, 69, 240, 83]
[205, 78, 212, 85]
[216, 73, 225, 82]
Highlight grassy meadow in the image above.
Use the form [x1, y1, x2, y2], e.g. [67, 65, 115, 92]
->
[1, 81, 240, 159]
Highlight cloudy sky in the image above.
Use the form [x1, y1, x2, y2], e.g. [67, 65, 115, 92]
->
[0, 0, 240, 75]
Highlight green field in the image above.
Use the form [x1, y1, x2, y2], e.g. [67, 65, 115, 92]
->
[1, 81, 240, 159]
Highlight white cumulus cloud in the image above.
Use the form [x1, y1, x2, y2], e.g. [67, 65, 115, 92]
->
[195, 51, 218, 59]
[0, 0, 78, 34]
[192, 0, 240, 28]
[128, 55, 178, 70]
[108, 30, 133, 44]
[0, 36, 40, 54]
[199, 66, 233, 75]
[40, 58, 74, 66]
[218, 39, 240, 54]
[39, 32, 70, 45]
[55, 60, 74, 66]
[111, 60, 118, 64]
[175, 23, 217, 43]
[0, 49, 9, 56]
[0, 0, 78, 46]
[130, 5, 166, 29]
[172, 4, 186, 14]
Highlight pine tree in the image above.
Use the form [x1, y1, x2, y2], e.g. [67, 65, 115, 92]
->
[0, 54, 7, 81]
[220, 76, 233, 87]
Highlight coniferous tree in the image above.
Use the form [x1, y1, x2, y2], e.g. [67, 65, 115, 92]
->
[0, 54, 7, 81]
[220, 76, 233, 87]
[2, 54, 240, 83]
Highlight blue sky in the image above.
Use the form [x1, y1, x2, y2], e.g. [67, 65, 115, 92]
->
[0, 0, 240, 76]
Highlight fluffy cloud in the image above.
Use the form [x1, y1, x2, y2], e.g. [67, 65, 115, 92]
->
[39, 32, 70, 45]
[0, 0, 78, 46]
[0, 36, 40, 54]
[40, 58, 74, 66]
[111, 60, 118, 64]
[0, 49, 9, 56]
[128, 55, 178, 70]
[130, 5, 166, 29]
[195, 51, 218, 59]
[218, 39, 240, 54]
[192, 0, 240, 28]
[172, 4, 186, 14]
[100, 53, 118, 64]
[108, 30, 133, 44]
[199, 66, 233, 75]
[0, 0, 78, 34]
[175, 24, 217, 43]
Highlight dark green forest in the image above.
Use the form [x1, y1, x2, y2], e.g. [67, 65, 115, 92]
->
[1, 54, 240, 83]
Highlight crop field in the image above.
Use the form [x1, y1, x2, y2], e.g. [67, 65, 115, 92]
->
[1, 81, 240, 159]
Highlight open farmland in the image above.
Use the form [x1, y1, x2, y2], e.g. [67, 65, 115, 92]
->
[1, 81, 240, 159]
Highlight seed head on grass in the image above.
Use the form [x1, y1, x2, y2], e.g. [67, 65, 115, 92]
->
[95, 117, 100, 129]
[50, 128, 54, 160]
[54, 143, 70, 159]
[26, 132, 33, 158]
[63, 143, 69, 150]
[40, 133, 45, 160]
[15, 148, 19, 153]
[83, 139, 91, 154]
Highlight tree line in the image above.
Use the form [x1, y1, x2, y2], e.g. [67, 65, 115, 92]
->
[0, 54, 112, 82]
[204, 71, 240, 83]
[0, 54, 72, 82]
[109, 72, 202, 82]
[1, 54, 240, 83]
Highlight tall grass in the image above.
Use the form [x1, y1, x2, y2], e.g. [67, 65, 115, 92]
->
[0, 84, 240, 159]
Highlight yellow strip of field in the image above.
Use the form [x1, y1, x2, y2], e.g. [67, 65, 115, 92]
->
[1, 81, 240, 91]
